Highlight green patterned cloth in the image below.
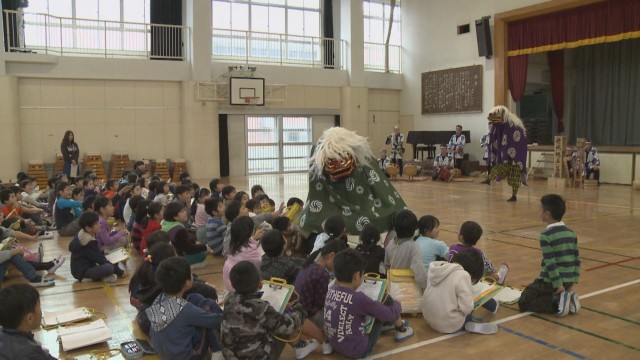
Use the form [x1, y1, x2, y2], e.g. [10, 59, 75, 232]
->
[300, 160, 407, 235]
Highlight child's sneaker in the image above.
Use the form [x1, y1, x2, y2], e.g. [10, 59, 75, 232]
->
[394, 324, 414, 343]
[37, 231, 54, 240]
[190, 261, 206, 270]
[46, 256, 66, 275]
[556, 291, 571, 317]
[569, 292, 580, 314]
[211, 351, 224, 360]
[322, 341, 333, 355]
[464, 321, 498, 334]
[81, 278, 95, 283]
[382, 319, 407, 335]
[293, 339, 319, 359]
[102, 274, 118, 283]
[497, 263, 509, 285]
[31, 278, 55, 287]
[483, 298, 499, 314]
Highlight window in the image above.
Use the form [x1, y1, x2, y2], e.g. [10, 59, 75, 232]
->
[212, 0, 323, 65]
[213, 0, 320, 37]
[246, 115, 313, 174]
[363, 0, 401, 72]
[20, 0, 149, 55]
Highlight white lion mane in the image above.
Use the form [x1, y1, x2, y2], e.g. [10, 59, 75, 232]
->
[309, 127, 373, 179]
[489, 105, 526, 136]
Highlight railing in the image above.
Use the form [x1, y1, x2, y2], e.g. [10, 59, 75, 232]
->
[212, 28, 346, 70]
[2, 10, 188, 60]
[364, 42, 402, 73]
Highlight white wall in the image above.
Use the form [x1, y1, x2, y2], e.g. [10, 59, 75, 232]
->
[401, 0, 546, 162]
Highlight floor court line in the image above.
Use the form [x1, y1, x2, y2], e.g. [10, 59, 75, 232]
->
[367, 279, 640, 359]
[498, 325, 589, 360]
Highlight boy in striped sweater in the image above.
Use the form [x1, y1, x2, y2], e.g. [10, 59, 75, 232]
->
[518, 194, 580, 317]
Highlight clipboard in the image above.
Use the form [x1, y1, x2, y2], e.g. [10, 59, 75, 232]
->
[472, 278, 504, 308]
[260, 277, 295, 314]
[42, 307, 93, 328]
[330, 273, 387, 334]
[104, 247, 130, 264]
[493, 285, 523, 304]
[58, 319, 112, 351]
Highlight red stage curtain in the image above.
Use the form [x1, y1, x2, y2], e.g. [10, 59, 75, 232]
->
[547, 50, 564, 132]
[508, 55, 528, 102]
[508, 0, 640, 56]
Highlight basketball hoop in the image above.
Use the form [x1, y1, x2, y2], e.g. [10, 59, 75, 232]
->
[241, 96, 260, 105]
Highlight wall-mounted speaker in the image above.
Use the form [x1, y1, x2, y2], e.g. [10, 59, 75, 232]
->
[475, 16, 493, 58]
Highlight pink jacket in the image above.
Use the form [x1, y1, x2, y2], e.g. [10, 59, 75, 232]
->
[223, 237, 262, 292]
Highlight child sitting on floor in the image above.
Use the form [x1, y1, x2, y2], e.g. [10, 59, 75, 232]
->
[94, 197, 129, 253]
[311, 215, 346, 253]
[447, 221, 509, 285]
[54, 182, 83, 237]
[221, 260, 306, 359]
[222, 217, 263, 292]
[69, 212, 125, 283]
[260, 229, 302, 284]
[162, 202, 208, 267]
[518, 194, 580, 317]
[0, 284, 57, 358]
[421, 249, 499, 334]
[384, 209, 429, 290]
[204, 197, 226, 256]
[138, 201, 164, 255]
[355, 224, 386, 276]
[193, 188, 211, 243]
[325, 249, 414, 358]
[146, 257, 223, 359]
[415, 215, 449, 272]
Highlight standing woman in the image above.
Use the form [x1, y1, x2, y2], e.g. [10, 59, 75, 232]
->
[61, 130, 79, 179]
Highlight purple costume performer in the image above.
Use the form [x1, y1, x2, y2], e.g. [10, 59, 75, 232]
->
[481, 106, 528, 201]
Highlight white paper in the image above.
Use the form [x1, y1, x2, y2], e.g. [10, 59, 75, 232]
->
[42, 307, 92, 327]
[260, 283, 292, 313]
[70, 164, 79, 177]
[58, 319, 112, 351]
[104, 247, 129, 264]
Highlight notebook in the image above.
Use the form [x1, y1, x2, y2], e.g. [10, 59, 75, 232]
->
[58, 319, 112, 351]
[472, 279, 504, 308]
[261, 278, 295, 314]
[42, 307, 93, 328]
[104, 247, 129, 264]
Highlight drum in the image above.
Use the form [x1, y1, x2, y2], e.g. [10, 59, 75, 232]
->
[403, 164, 418, 178]
[438, 167, 451, 181]
[386, 163, 399, 177]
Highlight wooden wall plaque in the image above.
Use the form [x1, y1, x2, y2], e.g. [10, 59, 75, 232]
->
[421, 65, 483, 114]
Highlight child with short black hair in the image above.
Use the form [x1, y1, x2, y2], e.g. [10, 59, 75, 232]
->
[384, 209, 428, 289]
[260, 229, 301, 284]
[422, 249, 499, 334]
[355, 224, 386, 276]
[162, 202, 208, 267]
[153, 181, 170, 206]
[326, 249, 413, 358]
[250, 184, 265, 199]
[204, 197, 226, 256]
[69, 212, 124, 283]
[0, 284, 56, 358]
[221, 260, 306, 359]
[54, 182, 82, 237]
[173, 184, 194, 227]
[82, 195, 96, 212]
[518, 194, 580, 317]
[447, 221, 509, 285]
[146, 257, 222, 359]
[245, 198, 261, 216]
[415, 215, 449, 271]
[221, 185, 237, 206]
[94, 196, 129, 252]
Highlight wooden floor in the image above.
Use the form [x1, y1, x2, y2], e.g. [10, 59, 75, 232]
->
[6, 174, 640, 360]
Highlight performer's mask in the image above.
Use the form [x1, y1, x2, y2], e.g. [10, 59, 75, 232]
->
[324, 155, 356, 181]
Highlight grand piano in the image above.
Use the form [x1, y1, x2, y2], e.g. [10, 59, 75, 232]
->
[406, 130, 471, 160]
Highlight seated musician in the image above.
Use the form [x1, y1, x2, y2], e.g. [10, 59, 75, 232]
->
[447, 125, 466, 168]
[378, 149, 390, 177]
[387, 125, 405, 176]
[432, 145, 454, 181]
[573, 140, 601, 185]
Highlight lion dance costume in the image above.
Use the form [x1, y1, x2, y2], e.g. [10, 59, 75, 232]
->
[300, 127, 407, 234]
[482, 106, 528, 201]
